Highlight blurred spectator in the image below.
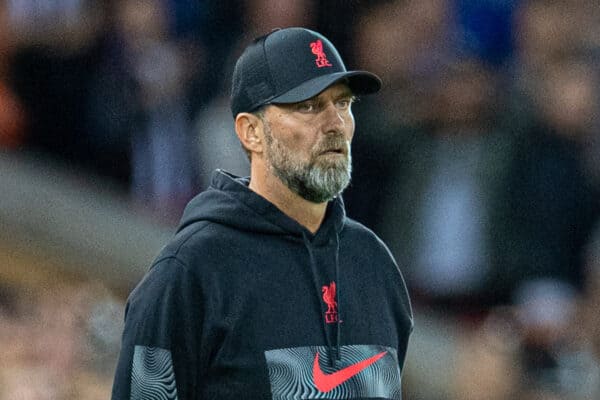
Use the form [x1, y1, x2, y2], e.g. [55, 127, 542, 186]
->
[244, 0, 315, 38]
[509, 0, 600, 134]
[583, 225, 600, 355]
[452, 308, 522, 400]
[0, 78, 26, 150]
[494, 57, 600, 298]
[0, 3, 26, 150]
[515, 0, 586, 73]
[7, 0, 105, 167]
[577, 230, 600, 397]
[193, 78, 250, 189]
[110, 0, 200, 220]
[375, 58, 515, 314]
[346, 0, 453, 226]
[450, 289, 599, 400]
[185, 0, 242, 111]
[514, 279, 580, 398]
[448, 275, 599, 400]
[453, 0, 516, 66]
[0, 281, 123, 399]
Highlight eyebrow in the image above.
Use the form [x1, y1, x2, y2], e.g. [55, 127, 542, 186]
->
[315, 88, 354, 103]
[274, 87, 354, 110]
[336, 93, 355, 103]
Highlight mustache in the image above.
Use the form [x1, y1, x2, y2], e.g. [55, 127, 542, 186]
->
[313, 134, 350, 155]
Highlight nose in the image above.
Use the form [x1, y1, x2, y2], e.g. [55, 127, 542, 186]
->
[321, 102, 346, 133]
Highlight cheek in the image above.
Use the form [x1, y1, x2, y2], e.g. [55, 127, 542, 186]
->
[283, 131, 314, 156]
[345, 113, 356, 141]
[271, 120, 313, 154]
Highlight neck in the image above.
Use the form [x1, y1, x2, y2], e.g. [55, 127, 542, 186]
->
[249, 165, 328, 234]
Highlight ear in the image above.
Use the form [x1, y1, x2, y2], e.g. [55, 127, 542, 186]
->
[235, 112, 264, 156]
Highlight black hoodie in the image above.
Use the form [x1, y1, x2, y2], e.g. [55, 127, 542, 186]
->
[111, 170, 413, 400]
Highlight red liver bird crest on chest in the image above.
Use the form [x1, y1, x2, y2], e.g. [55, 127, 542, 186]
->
[321, 281, 338, 323]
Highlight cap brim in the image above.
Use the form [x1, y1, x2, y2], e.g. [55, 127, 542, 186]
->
[269, 71, 382, 105]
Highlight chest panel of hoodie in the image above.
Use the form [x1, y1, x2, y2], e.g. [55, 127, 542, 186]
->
[191, 224, 340, 354]
[176, 223, 412, 399]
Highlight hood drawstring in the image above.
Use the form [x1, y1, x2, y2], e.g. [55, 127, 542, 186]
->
[303, 231, 342, 368]
[333, 232, 341, 363]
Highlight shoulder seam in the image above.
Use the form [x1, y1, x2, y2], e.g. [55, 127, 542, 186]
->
[152, 254, 188, 268]
[176, 220, 213, 255]
[150, 255, 204, 288]
[154, 221, 213, 266]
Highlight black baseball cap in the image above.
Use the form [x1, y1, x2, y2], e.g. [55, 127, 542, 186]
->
[231, 27, 382, 117]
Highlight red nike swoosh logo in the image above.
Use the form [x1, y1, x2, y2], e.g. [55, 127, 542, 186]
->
[312, 350, 388, 393]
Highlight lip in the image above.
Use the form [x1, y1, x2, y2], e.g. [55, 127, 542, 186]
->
[319, 148, 346, 156]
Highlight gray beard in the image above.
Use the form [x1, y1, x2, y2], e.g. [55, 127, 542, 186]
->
[263, 122, 352, 203]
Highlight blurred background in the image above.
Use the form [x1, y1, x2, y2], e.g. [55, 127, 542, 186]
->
[1, 0, 599, 398]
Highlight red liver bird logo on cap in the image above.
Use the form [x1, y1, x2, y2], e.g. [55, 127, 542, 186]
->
[310, 39, 333, 68]
[322, 281, 338, 323]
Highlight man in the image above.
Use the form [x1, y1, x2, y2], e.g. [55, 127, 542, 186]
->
[111, 27, 413, 400]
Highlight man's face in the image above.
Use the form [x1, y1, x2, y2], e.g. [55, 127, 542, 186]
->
[260, 83, 356, 203]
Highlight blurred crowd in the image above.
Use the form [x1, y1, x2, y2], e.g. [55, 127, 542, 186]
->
[1, 0, 600, 399]
[0, 279, 122, 399]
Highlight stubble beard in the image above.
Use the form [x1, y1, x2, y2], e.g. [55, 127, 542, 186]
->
[262, 120, 352, 204]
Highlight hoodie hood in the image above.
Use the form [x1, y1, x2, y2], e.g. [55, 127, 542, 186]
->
[177, 170, 346, 242]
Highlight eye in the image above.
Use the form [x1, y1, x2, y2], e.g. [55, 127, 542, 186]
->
[296, 101, 317, 113]
[336, 96, 355, 110]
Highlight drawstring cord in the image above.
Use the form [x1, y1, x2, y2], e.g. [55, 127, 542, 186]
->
[333, 232, 341, 362]
[302, 231, 342, 368]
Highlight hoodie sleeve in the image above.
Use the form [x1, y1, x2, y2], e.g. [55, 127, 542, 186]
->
[111, 257, 203, 400]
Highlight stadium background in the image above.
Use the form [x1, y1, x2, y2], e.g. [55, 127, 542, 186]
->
[1, 0, 599, 398]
